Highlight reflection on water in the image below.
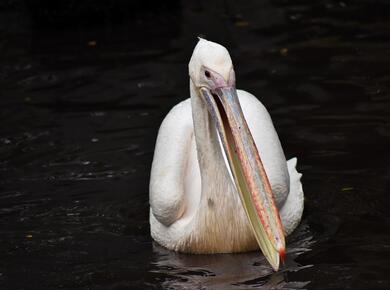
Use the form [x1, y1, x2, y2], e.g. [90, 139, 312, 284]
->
[150, 222, 313, 289]
[0, 0, 390, 289]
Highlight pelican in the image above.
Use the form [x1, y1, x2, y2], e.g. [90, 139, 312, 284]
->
[149, 39, 304, 271]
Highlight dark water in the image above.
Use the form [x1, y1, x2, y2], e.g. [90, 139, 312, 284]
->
[1, 1, 390, 289]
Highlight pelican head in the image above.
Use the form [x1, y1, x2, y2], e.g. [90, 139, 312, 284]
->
[189, 38, 285, 271]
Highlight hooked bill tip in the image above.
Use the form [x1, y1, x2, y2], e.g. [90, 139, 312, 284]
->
[279, 246, 286, 264]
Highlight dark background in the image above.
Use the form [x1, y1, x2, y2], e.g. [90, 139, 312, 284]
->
[0, 0, 389, 289]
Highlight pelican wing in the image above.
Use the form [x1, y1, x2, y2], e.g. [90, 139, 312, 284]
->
[149, 99, 197, 226]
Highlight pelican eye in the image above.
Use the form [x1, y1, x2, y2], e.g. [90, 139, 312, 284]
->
[205, 70, 211, 78]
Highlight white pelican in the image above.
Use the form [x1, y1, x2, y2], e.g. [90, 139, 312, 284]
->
[149, 39, 304, 271]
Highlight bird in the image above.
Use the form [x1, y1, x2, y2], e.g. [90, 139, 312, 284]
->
[149, 38, 304, 271]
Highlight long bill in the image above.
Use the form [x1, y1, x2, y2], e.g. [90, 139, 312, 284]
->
[200, 86, 285, 271]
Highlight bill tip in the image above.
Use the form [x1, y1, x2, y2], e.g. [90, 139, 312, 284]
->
[279, 246, 286, 263]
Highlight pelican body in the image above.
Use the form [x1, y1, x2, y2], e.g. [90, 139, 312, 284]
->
[149, 39, 304, 271]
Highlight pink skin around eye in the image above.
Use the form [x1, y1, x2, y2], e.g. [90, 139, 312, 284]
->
[205, 70, 230, 90]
